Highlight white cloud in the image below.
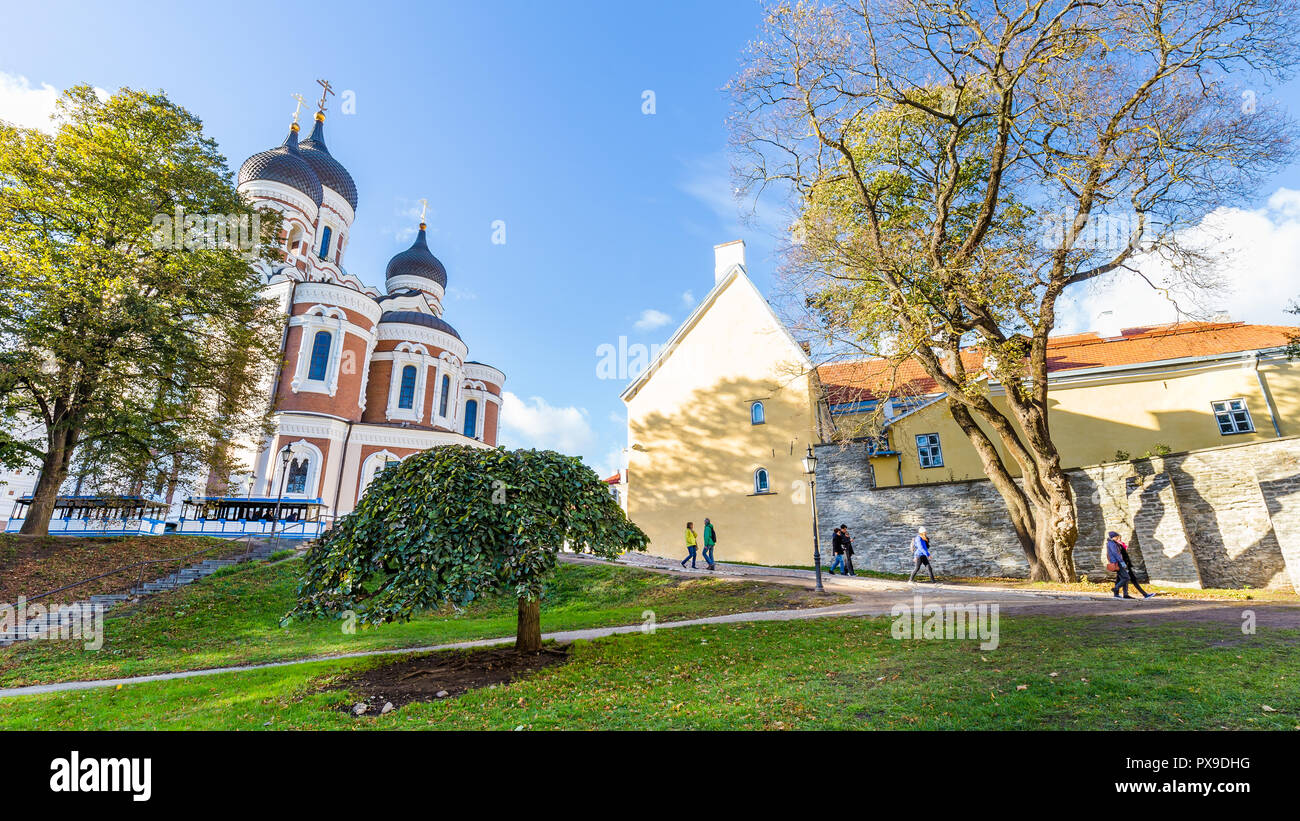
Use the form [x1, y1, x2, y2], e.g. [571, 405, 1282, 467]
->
[0, 73, 62, 132]
[681, 289, 696, 308]
[1059, 187, 1300, 333]
[0, 73, 108, 133]
[634, 308, 672, 331]
[498, 391, 597, 457]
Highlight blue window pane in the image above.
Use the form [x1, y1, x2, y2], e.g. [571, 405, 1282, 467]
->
[307, 331, 331, 381]
[751, 402, 765, 425]
[439, 375, 451, 417]
[754, 469, 769, 493]
[286, 459, 308, 494]
[464, 400, 478, 437]
[318, 225, 332, 260]
[398, 365, 417, 410]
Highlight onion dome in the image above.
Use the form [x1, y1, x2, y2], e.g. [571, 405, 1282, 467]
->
[237, 124, 323, 206]
[384, 224, 448, 288]
[379, 310, 461, 340]
[298, 115, 358, 211]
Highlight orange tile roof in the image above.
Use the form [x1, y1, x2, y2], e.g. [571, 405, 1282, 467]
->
[817, 322, 1297, 406]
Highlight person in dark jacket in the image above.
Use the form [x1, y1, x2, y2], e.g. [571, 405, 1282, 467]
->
[909, 526, 936, 582]
[1106, 531, 1133, 599]
[1115, 537, 1155, 598]
[829, 527, 846, 575]
[841, 525, 857, 576]
[702, 518, 717, 571]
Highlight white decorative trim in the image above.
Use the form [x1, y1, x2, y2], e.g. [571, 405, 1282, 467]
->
[294, 281, 384, 323]
[273, 414, 350, 441]
[348, 425, 490, 450]
[463, 362, 506, 387]
[237, 180, 319, 222]
[358, 449, 403, 498]
[376, 319, 466, 358]
[384, 343, 435, 423]
[386, 275, 446, 303]
[270, 439, 324, 499]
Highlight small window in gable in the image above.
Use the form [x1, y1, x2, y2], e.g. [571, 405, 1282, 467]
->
[753, 468, 770, 494]
[751, 401, 765, 425]
[397, 365, 417, 410]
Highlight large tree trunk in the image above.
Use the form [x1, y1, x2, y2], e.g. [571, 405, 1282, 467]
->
[516, 597, 542, 653]
[20, 424, 78, 536]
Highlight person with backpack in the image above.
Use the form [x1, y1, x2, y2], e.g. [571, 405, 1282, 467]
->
[841, 525, 857, 576]
[829, 526, 846, 575]
[1106, 530, 1135, 599]
[681, 521, 699, 570]
[909, 526, 936, 583]
[702, 518, 717, 571]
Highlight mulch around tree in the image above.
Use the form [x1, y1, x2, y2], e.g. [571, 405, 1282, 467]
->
[335, 644, 572, 714]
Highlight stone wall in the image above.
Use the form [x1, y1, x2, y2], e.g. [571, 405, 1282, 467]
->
[815, 436, 1300, 590]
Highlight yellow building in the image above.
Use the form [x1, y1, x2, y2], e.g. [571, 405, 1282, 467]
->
[623, 241, 1300, 569]
[817, 323, 1300, 488]
[621, 241, 832, 565]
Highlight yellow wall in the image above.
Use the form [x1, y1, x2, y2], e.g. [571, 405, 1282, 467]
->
[624, 272, 823, 566]
[860, 356, 1300, 485]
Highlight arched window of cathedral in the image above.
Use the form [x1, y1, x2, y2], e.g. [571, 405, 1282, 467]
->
[439, 374, 451, 417]
[751, 401, 765, 425]
[463, 400, 478, 438]
[753, 468, 770, 494]
[307, 331, 332, 381]
[286, 458, 309, 495]
[287, 223, 304, 255]
[318, 225, 333, 260]
[397, 365, 418, 410]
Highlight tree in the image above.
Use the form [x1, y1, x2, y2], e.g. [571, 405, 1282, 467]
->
[0, 86, 282, 534]
[291, 446, 648, 652]
[731, 0, 1298, 580]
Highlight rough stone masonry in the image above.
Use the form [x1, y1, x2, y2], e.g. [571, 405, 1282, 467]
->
[814, 436, 1300, 590]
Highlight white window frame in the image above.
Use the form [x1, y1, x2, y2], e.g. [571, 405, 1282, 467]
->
[1211, 398, 1254, 435]
[750, 401, 765, 425]
[385, 342, 431, 423]
[916, 433, 943, 468]
[753, 467, 771, 494]
[290, 306, 347, 397]
[359, 450, 402, 498]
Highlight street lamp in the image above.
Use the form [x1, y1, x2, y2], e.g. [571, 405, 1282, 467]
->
[271, 444, 294, 549]
[802, 444, 825, 593]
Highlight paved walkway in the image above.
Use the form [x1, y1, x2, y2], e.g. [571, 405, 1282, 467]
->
[3, 552, 1297, 700]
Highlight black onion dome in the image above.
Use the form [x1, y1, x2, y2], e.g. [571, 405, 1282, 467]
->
[298, 118, 358, 210]
[384, 227, 447, 288]
[379, 310, 461, 340]
[237, 127, 323, 206]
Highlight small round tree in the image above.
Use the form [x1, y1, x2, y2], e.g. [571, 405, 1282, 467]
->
[290, 445, 647, 651]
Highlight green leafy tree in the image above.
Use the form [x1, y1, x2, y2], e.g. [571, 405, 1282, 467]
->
[0, 86, 283, 534]
[291, 446, 648, 652]
[732, 0, 1298, 580]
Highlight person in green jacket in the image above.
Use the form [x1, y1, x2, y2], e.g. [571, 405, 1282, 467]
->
[702, 518, 717, 571]
[681, 521, 699, 569]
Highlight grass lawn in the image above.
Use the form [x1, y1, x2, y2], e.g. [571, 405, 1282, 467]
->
[3, 615, 1297, 730]
[0, 557, 844, 688]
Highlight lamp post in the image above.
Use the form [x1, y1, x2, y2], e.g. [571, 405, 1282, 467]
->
[803, 445, 825, 593]
[271, 445, 294, 550]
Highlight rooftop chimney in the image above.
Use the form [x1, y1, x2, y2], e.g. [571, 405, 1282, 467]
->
[714, 239, 746, 283]
[1095, 310, 1122, 340]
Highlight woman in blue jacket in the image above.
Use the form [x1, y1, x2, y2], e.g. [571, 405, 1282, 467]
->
[1106, 531, 1134, 599]
[909, 526, 935, 582]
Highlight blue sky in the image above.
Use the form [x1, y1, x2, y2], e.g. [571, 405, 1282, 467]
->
[3, 0, 1299, 477]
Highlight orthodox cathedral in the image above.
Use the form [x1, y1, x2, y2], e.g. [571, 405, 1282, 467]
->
[232, 90, 505, 519]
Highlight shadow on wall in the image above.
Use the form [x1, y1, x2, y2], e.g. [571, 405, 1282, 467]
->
[627, 374, 820, 566]
[817, 432, 1300, 589]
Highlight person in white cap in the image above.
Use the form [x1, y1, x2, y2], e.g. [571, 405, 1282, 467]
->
[909, 526, 936, 583]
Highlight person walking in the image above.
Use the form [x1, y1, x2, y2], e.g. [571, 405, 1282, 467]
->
[702, 518, 717, 571]
[829, 526, 846, 575]
[1116, 538, 1155, 599]
[841, 525, 857, 576]
[909, 526, 936, 583]
[1106, 531, 1134, 599]
[681, 521, 699, 569]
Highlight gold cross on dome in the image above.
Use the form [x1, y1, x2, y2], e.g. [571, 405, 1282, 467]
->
[290, 93, 307, 124]
[315, 78, 335, 113]
[418, 198, 429, 224]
